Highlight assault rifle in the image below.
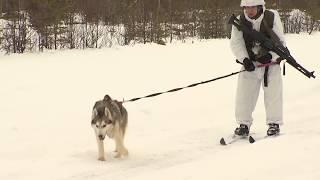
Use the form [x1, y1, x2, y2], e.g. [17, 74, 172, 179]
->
[229, 14, 315, 79]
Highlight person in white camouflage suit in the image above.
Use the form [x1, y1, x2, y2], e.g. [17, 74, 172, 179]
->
[230, 0, 286, 136]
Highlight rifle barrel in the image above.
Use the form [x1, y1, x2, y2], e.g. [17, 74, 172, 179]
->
[229, 15, 316, 79]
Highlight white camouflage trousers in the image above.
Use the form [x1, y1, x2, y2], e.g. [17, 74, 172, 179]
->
[235, 62, 283, 127]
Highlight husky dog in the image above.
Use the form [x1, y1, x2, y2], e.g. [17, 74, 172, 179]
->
[91, 94, 128, 161]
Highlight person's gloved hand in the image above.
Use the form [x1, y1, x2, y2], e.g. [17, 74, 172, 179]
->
[243, 58, 255, 72]
[256, 53, 272, 64]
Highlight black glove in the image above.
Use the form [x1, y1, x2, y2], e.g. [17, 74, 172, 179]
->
[243, 58, 255, 72]
[256, 53, 272, 64]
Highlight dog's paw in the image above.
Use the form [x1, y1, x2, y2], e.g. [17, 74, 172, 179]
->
[98, 157, 106, 161]
[122, 149, 129, 157]
[114, 153, 121, 158]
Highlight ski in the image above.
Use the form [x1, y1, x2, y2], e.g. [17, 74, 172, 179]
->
[249, 133, 282, 143]
[220, 134, 255, 145]
[220, 133, 281, 145]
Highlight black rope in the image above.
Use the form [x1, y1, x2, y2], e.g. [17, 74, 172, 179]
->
[122, 69, 245, 103]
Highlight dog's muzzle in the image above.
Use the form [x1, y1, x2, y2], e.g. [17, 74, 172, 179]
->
[98, 134, 105, 140]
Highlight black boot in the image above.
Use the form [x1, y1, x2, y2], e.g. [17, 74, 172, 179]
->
[267, 123, 280, 136]
[234, 124, 249, 136]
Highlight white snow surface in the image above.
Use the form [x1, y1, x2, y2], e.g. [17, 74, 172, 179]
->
[1, 33, 320, 180]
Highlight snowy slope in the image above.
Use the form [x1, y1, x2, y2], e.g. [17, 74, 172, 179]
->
[0, 33, 319, 180]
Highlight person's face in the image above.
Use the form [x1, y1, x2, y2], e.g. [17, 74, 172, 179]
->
[244, 6, 258, 18]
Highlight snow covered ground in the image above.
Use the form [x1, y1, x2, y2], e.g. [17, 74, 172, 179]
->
[0, 33, 319, 180]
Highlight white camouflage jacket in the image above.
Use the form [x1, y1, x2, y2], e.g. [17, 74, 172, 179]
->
[230, 8, 286, 63]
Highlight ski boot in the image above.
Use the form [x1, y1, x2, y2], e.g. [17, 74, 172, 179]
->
[267, 123, 280, 136]
[234, 124, 249, 136]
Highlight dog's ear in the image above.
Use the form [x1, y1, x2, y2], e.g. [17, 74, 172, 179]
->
[103, 95, 111, 102]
